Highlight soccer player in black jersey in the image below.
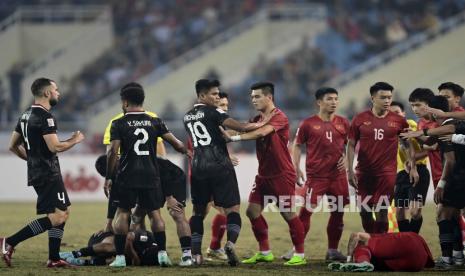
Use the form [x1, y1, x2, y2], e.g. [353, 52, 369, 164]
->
[105, 83, 189, 267]
[184, 79, 268, 266]
[1, 78, 84, 268]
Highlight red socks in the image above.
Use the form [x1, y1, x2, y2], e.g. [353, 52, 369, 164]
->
[327, 212, 344, 249]
[287, 217, 305, 254]
[250, 215, 270, 251]
[298, 207, 312, 237]
[209, 214, 227, 250]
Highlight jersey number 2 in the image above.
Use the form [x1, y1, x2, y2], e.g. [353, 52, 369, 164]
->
[187, 122, 212, 147]
[134, 128, 149, 155]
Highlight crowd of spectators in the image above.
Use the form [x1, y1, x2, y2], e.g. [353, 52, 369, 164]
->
[221, 0, 465, 122]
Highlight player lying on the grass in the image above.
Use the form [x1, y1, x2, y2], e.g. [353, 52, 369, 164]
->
[95, 153, 193, 266]
[328, 231, 434, 272]
[59, 229, 159, 266]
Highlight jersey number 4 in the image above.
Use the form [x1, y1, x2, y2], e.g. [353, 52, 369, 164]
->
[187, 121, 212, 147]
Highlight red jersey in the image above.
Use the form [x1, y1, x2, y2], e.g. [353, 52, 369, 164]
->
[348, 110, 408, 175]
[253, 108, 295, 178]
[453, 106, 465, 111]
[417, 118, 442, 183]
[367, 232, 434, 271]
[296, 114, 350, 179]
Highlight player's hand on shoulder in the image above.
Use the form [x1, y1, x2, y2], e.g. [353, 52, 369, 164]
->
[425, 106, 447, 119]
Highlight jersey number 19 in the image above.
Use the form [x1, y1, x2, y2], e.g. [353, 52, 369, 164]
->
[187, 121, 212, 147]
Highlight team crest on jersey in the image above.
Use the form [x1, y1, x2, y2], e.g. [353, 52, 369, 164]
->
[313, 125, 321, 130]
[363, 121, 371, 125]
[388, 121, 399, 128]
[47, 118, 55, 127]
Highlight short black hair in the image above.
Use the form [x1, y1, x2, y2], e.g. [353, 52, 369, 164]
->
[370, 82, 394, 96]
[219, 92, 228, 99]
[31, 78, 54, 97]
[250, 82, 274, 96]
[438, 82, 464, 97]
[95, 154, 106, 177]
[120, 82, 145, 106]
[315, 87, 338, 100]
[408, 88, 434, 104]
[195, 79, 220, 96]
[390, 101, 404, 112]
[429, 95, 450, 112]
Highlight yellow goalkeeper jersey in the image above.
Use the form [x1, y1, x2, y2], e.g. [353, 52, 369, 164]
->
[103, 111, 163, 145]
[396, 119, 427, 172]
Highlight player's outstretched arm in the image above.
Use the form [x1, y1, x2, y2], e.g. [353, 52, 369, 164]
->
[161, 133, 191, 157]
[9, 131, 27, 160]
[426, 107, 465, 120]
[43, 131, 85, 153]
[223, 124, 275, 142]
[222, 117, 267, 133]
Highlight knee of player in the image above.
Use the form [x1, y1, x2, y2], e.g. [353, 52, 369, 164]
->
[49, 210, 68, 226]
[246, 208, 259, 219]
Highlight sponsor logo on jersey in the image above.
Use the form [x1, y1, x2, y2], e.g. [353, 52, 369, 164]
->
[363, 121, 371, 125]
[388, 121, 399, 128]
[313, 125, 321, 130]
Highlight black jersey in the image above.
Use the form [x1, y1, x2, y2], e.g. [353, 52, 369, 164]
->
[183, 104, 233, 175]
[110, 111, 169, 188]
[14, 104, 61, 186]
[438, 119, 465, 175]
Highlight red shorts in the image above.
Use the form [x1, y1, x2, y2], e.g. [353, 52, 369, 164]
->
[249, 173, 296, 207]
[305, 176, 349, 206]
[356, 173, 396, 206]
[362, 232, 434, 271]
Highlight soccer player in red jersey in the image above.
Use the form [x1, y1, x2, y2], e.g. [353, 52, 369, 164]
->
[347, 82, 418, 234]
[283, 87, 349, 262]
[329, 231, 434, 272]
[223, 82, 306, 266]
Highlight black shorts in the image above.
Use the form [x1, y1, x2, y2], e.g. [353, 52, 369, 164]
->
[117, 185, 164, 212]
[191, 168, 240, 208]
[158, 158, 187, 207]
[394, 164, 430, 208]
[33, 177, 70, 215]
[443, 172, 465, 209]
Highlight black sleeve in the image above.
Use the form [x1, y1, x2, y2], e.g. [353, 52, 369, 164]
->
[41, 113, 57, 135]
[439, 120, 456, 153]
[455, 121, 465, 135]
[154, 118, 170, 137]
[109, 120, 120, 141]
[212, 107, 229, 125]
[14, 118, 22, 134]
